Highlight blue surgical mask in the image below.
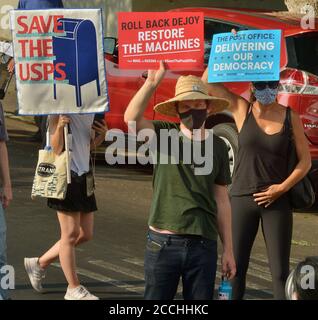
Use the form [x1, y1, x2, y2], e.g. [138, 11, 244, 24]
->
[254, 87, 278, 105]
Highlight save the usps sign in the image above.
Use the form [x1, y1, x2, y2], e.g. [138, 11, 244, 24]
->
[10, 9, 108, 115]
[208, 30, 281, 83]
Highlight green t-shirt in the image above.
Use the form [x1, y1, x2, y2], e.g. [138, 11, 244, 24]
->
[149, 121, 232, 241]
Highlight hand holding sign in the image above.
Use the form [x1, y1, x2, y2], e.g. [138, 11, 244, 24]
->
[146, 61, 166, 89]
[57, 115, 70, 129]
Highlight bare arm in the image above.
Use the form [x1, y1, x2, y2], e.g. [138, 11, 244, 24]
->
[201, 67, 249, 130]
[49, 115, 70, 155]
[124, 61, 166, 134]
[214, 184, 236, 279]
[281, 110, 312, 191]
[90, 119, 108, 150]
[0, 141, 12, 208]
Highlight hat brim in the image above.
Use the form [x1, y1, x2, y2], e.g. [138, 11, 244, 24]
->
[154, 92, 230, 117]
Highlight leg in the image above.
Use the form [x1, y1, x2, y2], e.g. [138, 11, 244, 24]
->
[0, 205, 8, 300]
[144, 232, 182, 300]
[261, 195, 293, 300]
[57, 211, 81, 288]
[182, 239, 217, 300]
[39, 212, 94, 269]
[77, 212, 94, 244]
[231, 196, 261, 299]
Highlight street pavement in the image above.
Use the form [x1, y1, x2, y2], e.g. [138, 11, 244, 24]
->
[3, 115, 318, 300]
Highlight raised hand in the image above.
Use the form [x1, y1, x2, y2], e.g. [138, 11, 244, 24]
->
[92, 119, 107, 137]
[146, 61, 166, 88]
[57, 115, 70, 129]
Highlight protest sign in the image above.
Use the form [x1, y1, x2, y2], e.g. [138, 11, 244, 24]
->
[208, 30, 282, 83]
[10, 9, 108, 115]
[118, 12, 204, 70]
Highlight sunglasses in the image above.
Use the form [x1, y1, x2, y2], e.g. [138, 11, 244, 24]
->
[252, 81, 280, 90]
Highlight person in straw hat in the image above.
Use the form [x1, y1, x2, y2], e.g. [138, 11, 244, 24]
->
[124, 61, 236, 300]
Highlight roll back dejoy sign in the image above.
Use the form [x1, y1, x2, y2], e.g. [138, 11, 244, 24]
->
[208, 30, 282, 83]
[10, 9, 109, 115]
[118, 12, 204, 70]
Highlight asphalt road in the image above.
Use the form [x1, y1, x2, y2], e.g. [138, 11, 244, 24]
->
[3, 116, 318, 300]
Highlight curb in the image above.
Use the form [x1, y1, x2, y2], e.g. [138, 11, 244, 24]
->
[4, 112, 36, 126]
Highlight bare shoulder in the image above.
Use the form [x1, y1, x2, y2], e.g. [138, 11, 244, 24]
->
[237, 96, 249, 112]
[281, 105, 301, 121]
[284, 105, 304, 134]
[288, 106, 300, 118]
[232, 96, 250, 128]
[276, 103, 288, 112]
[274, 104, 292, 119]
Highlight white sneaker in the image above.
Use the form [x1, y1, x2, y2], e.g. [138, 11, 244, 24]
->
[24, 257, 46, 293]
[64, 285, 99, 300]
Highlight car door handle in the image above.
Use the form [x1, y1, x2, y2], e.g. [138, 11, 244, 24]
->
[142, 71, 148, 79]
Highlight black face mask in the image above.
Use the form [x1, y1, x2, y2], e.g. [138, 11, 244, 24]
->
[178, 108, 207, 130]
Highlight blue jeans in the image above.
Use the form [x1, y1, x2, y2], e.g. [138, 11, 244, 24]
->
[0, 204, 8, 300]
[144, 229, 217, 300]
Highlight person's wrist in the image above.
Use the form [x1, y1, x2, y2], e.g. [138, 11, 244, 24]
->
[144, 79, 157, 90]
[223, 245, 233, 254]
[279, 183, 289, 193]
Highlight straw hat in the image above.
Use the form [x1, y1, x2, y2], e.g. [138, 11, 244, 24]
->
[154, 75, 230, 117]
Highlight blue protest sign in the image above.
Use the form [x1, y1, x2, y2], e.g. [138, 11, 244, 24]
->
[208, 30, 281, 83]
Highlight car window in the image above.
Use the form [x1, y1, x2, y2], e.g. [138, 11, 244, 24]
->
[286, 32, 318, 76]
[204, 20, 248, 64]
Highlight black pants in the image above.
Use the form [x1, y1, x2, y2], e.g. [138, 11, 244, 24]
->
[231, 194, 292, 300]
[144, 230, 217, 300]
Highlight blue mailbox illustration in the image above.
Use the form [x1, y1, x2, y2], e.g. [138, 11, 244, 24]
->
[53, 18, 101, 107]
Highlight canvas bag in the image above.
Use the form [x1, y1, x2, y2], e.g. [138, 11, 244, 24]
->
[31, 127, 71, 200]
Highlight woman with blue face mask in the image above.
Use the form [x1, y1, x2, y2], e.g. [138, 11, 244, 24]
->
[252, 81, 280, 105]
[201, 69, 312, 299]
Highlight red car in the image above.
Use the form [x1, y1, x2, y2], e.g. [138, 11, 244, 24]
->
[104, 7, 318, 209]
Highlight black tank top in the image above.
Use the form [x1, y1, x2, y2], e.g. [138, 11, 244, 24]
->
[230, 106, 290, 196]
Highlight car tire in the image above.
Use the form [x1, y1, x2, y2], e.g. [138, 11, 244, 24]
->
[212, 123, 238, 176]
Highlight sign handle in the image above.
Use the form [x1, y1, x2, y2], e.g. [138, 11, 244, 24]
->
[64, 125, 71, 184]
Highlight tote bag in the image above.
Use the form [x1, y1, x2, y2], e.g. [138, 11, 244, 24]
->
[31, 148, 69, 200]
